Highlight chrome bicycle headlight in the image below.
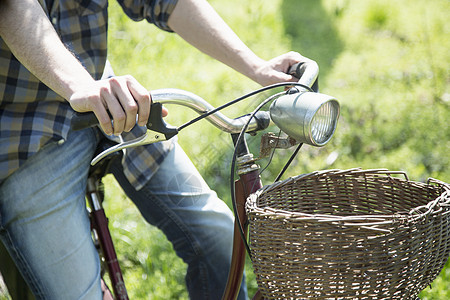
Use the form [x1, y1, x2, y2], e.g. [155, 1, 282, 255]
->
[269, 91, 340, 146]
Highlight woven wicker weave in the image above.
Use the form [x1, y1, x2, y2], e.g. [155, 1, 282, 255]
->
[246, 168, 450, 299]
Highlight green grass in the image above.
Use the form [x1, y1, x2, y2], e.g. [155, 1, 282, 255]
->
[1, 0, 448, 299]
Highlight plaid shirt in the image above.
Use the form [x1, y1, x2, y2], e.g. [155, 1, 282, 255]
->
[0, 0, 178, 189]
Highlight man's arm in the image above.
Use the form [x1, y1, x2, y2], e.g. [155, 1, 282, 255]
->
[0, 0, 150, 135]
[167, 0, 310, 87]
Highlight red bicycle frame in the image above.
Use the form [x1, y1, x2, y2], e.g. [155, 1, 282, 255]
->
[222, 135, 264, 300]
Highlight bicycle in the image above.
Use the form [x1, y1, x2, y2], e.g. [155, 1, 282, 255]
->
[2, 61, 449, 299]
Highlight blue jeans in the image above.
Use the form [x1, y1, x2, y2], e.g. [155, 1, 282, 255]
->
[0, 128, 101, 299]
[0, 128, 246, 299]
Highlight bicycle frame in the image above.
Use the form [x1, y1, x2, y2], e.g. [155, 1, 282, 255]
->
[86, 141, 128, 300]
[87, 171, 127, 300]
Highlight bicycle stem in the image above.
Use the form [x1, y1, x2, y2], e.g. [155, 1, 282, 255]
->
[222, 134, 263, 300]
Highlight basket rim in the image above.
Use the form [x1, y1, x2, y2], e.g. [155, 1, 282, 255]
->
[246, 168, 450, 229]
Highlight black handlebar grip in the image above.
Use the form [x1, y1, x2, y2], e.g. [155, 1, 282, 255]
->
[71, 111, 99, 131]
[70, 102, 178, 138]
[288, 62, 308, 78]
[288, 61, 319, 92]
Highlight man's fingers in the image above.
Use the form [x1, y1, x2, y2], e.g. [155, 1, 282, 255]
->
[126, 76, 151, 127]
[69, 75, 153, 135]
[161, 106, 168, 117]
[90, 99, 113, 136]
[109, 76, 139, 132]
[101, 88, 126, 135]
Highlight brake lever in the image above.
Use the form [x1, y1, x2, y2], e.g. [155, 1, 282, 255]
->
[90, 102, 178, 166]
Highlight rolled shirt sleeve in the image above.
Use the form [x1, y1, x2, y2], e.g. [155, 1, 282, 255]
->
[117, 0, 179, 31]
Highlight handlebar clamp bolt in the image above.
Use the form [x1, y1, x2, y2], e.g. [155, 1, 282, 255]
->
[286, 87, 299, 95]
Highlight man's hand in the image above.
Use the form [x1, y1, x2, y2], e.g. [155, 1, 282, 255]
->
[69, 75, 152, 136]
[253, 51, 315, 87]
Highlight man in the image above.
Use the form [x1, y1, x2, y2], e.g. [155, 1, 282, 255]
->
[0, 0, 309, 298]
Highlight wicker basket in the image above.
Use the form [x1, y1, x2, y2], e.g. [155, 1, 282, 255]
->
[246, 168, 450, 299]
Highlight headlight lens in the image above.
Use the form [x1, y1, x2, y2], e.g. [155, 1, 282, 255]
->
[310, 100, 340, 146]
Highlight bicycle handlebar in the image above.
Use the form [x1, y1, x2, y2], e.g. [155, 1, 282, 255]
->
[73, 88, 274, 165]
[151, 88, 271, 133]
[70, 88, 271, 134]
